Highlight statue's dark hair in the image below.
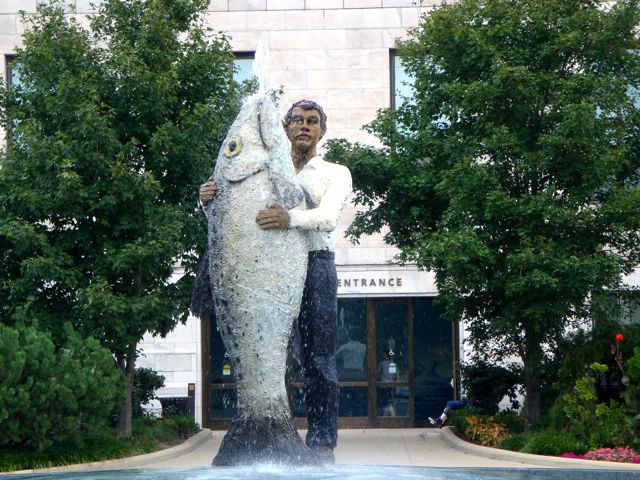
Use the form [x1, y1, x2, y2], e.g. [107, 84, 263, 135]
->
[284, 99, 327, 130]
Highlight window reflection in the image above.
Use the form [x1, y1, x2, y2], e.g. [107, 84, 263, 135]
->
[336, 299, 367, 381]
[391, 50, 415, 110]
[6, 56, 21, 87]
[375, 302, 409, 417]
[233, 53, 255, 84]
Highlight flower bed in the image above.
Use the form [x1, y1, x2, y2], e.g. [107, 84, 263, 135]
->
[562, 447, 640, 464]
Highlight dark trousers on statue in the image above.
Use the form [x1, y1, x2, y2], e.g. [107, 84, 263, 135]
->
[298, 250, 339, 449]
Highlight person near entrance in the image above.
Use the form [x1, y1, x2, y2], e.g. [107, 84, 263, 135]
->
[429, 378, 476, 428]
[336, 326, 366, 380]
[429, 398, 468, 428]
[377, 349, 400, 416]
[199, 99, 352, 463]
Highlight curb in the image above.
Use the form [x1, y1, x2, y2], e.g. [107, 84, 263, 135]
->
[8, 429, 213, 474]
[439, 427, 640, 471]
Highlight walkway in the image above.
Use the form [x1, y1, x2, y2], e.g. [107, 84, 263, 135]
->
[14, 428, 640, 474]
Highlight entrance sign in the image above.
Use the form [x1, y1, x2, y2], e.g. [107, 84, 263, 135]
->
[337, 268, 437, 297]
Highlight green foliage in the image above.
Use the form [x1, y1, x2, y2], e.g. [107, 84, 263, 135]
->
[539, 318, 624, 412]
[0, 416, 196, 472]
[461, 361, 522, 414]
[519, 429, 586, 456]
[0, 0, 241, 435]
[553, 363, 633, 449]
[498, 432, 527, 452]
[449, 407, 524, 436]
[448, 407, 475, 432]
[621, 345, 640, 448]
[327, 0, 640, 427]
[627, 346, 640, 379]
[0, 323, 124, 451]
[132, 367, 165, 418]
[162, 414, 200, 439]
[493, 410, 525, 435]
[132, 414, 199, 442]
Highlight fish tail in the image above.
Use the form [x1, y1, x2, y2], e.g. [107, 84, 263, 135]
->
[212, 414, 319, 466]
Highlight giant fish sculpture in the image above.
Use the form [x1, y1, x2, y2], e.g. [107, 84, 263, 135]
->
[205, 92, 314, 466]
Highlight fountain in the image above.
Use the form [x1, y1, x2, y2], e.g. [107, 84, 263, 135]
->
[1, 465, 638, 480]
[4, 43, 637, 480]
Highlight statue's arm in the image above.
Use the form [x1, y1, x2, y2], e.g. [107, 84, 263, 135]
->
[288, 165, 352, 232]
[199, 176, 217, 219]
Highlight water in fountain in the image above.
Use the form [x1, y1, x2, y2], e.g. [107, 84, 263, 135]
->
[1, 465, 638, 480]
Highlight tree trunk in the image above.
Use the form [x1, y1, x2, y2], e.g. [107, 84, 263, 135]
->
[524, 365, 541, 430]
[117, 349, 136, 438]
[523, 337, 543, 430]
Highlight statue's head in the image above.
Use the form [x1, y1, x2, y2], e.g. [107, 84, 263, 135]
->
[284, 99, 327, 150]
[285, 100, 327, 130]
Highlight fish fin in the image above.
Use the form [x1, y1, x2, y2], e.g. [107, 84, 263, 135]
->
[269, 171, 305, 209]
[189, 247, 215, 318]
[257, 94, 305, 208]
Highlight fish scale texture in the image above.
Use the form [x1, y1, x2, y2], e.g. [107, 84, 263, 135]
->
[207, 93, 313, 465]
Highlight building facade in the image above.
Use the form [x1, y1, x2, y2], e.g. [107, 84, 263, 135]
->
[0, 0, 465, 429]
[5, 0, 640, 429]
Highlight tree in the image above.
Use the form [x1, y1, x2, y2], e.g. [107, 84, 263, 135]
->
[0, 323, 124, 450]
[0, 0, 241, 436]
[326, 0, 640, 427]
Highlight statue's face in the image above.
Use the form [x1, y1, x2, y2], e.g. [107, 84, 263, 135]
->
[286, 107, 325, 151]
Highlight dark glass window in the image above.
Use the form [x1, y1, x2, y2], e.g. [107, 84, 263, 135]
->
[210, 312, 236, 384]
[337, 298, 368, 417]
[336, 299, 367, 381]
[412, 297, 453, 420]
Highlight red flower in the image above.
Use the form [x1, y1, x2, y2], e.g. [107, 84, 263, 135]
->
[615, 333, 625, 342]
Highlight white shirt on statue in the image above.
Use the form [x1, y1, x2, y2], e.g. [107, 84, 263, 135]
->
[288, 155, 352, 253]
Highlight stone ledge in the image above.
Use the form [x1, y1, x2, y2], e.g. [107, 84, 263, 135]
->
[11, 429, 213, 474]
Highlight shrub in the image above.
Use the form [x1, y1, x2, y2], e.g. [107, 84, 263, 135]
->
[134, 415, 199, 443]
[0, 324, 124, 450]
[448, 407, 476, 432]
[493, 410, 525, 435]
[0, 416, 195, 471]
[498, 432, 527, 452]
[554, 362, 633, 449]
[622, 346, 640, 448]
[132, 367, 165, 418]
[464, 415, 509, 447]
[461, 362, 522, 414]
[520, 429, 586, 456]
[165, 415, 199, 439]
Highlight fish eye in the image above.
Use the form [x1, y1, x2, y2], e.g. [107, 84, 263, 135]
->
[224, 135, 242, 158]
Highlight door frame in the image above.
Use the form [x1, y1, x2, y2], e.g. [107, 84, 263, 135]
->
[202, 298, 416, 429]
[366, 298, 414, 428]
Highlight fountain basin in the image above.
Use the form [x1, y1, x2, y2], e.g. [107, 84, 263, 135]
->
[1, 465, 638, 480]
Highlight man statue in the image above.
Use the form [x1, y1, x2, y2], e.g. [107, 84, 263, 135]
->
[200, 99, 352, 463]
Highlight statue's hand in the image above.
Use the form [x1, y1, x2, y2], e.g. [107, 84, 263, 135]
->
[256, 204, 290, 230]
[199, 177, 216, 205]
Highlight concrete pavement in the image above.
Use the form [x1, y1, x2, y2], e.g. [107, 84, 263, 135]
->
[12, 427, 640, 474]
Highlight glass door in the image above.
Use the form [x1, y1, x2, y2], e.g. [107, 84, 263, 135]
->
[336, 299, 368, 423]
[369, 300, 413, 426]
[203, 297, 416, 429]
